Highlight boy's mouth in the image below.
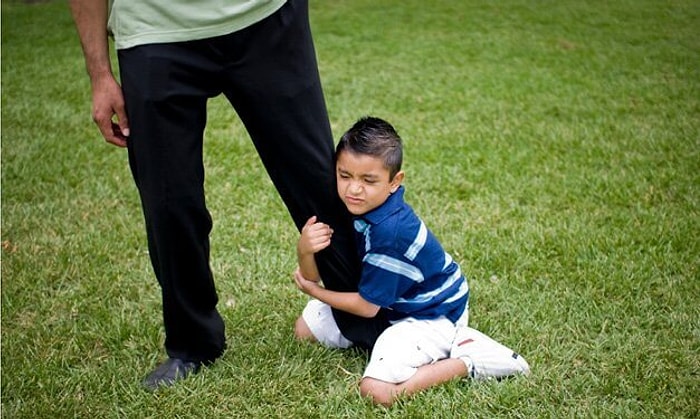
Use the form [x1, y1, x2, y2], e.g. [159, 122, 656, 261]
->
[345, 196, 363, 205]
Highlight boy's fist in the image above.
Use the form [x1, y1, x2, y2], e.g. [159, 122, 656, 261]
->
[298, 216, 334, 255]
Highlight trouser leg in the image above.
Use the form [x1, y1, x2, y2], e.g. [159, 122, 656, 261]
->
[118, 45, 226, 363]
[214, 0, 389, 349]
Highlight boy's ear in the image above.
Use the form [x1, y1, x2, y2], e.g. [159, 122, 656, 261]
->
[390, 171, 405, 193]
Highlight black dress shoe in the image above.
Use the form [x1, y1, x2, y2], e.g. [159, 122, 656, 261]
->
[141, 358, 201, 391]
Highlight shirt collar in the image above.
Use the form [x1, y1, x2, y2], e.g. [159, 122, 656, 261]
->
[357, 185, 405, 226]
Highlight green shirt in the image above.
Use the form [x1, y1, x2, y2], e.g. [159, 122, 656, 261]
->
[108, 0, 287, 50]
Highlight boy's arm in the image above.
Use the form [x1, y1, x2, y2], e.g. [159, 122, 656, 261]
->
[297, 216, 333, 282]
[295, 216, 380, 317]
[294, 270, 380, 318]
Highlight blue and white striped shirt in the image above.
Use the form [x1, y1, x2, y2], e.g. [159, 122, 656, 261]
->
[354, 186, 469, 323]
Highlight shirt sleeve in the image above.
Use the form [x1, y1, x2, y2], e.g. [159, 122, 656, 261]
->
[358, 249, 423, 308]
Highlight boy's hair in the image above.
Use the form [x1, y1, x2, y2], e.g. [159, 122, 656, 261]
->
[336, 116, 403, 180]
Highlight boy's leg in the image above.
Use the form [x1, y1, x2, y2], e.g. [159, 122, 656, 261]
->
[359, 318, 464, 406]
[450, 327, 530, 379]
[360, 359, 468, 407]
[297, 300, 353, 348]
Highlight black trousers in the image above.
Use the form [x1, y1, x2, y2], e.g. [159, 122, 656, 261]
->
[118, 0, 388, 361]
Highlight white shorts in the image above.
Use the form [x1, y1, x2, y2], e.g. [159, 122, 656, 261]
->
[301, 299, 353, 349]
[301, 299, 469, 384]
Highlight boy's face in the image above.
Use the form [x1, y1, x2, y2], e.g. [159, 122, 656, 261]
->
[336, 150, 404, 216]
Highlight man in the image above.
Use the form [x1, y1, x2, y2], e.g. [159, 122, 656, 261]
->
[69, 0, 388, 390]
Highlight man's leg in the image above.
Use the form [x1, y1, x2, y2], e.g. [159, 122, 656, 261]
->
[118, 44, 226, 386]
[213, 0, 389, 348]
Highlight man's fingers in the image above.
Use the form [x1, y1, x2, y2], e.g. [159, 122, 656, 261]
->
[115, 105, 130, 138]
[93, 108, 127, 147]
[110, 122, 128, 147]
[95, 122, 127, 148]
[90, 78, 129, 148]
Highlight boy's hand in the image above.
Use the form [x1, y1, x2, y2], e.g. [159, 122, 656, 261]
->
[297, 216, 333, 256]
[294, 268, 321, 294]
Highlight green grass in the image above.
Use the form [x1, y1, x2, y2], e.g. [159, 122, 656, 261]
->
[2, 0, 699, 417]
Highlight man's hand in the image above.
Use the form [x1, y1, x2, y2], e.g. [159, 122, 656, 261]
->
[297, 216, 333, 256]
[91, 75, 129, 147]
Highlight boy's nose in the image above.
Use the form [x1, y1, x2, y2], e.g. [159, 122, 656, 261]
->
[349, 181, 363, 194]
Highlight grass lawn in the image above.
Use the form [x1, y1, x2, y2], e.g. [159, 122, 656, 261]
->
[2, 0, 699, 417]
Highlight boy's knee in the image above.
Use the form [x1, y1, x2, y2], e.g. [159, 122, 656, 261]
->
[294, 316, 317, 342]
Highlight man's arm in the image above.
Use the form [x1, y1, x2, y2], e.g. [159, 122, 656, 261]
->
[69, 0, 129, 147]
[293, 269, 380, 318]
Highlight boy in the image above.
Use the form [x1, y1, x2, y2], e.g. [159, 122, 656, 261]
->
[293, 117, 530, 406]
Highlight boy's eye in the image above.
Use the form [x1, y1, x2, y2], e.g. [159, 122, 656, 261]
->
[338, 173, 350, 179]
